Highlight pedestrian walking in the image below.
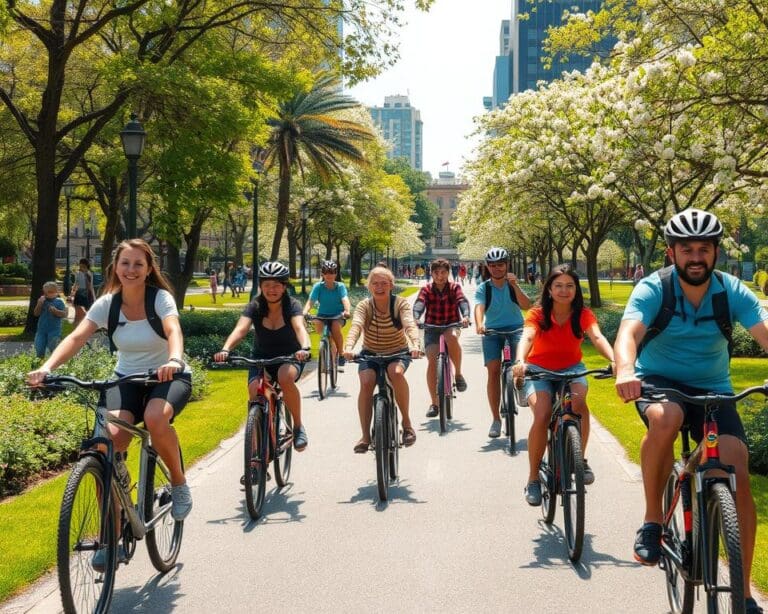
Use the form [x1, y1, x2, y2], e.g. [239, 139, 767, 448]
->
[33, 281, 67, 358]
[209, 269, 218, 303]
[70, 258, 95, 327]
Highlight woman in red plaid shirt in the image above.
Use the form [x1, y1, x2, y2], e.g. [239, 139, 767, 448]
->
[413, 258, 471, 418]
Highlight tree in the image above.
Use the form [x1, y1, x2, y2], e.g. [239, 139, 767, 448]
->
[383, 157, 437, 241]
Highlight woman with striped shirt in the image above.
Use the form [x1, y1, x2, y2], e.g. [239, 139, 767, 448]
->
[344, 266, 422, 453]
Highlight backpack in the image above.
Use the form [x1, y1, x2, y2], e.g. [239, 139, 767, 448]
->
[638, 266, 733, 357]
[365, 294, 403, 330]
[107, 286, 167, 353]
[482, 279, 519, 311]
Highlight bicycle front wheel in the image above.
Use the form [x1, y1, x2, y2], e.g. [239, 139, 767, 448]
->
[705, 482, 745, 613]
[145, 447, 184, 572]
[244, 405, 268, 519]
[540, 435, 557, 524]
[57, 455, 116, 614]
[317, 339, 329, 400]
[663, 464, 694, 614]
[437, 353, 448, 434]
[273, 399, 293, 487]
[329, 340, 339, 389]
[562, 424, 585, 562]
[374, 395, 389, 501]
[504, 369, 516, 454]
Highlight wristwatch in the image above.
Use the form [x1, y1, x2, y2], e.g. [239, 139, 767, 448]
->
[168, 357, 186, 370]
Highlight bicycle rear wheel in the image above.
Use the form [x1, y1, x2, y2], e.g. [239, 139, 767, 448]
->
[389, 400, 399, 480]
[540, 436, 557, 524]
[374, 395, 389, 501]
[57, 456, 116, 614]
[705, 482, 745, 613]
[662, 464, 694, 614]
[504, 369, 516, 454]
[273, 399, 293, 487]
[317, 339, 329, 400]
[145, 447, 184, 572]
[562, 424, 585, 562]
[437, 353, 448, 434]
[329, 340, 339, 389]
[243, 405, 268, 519]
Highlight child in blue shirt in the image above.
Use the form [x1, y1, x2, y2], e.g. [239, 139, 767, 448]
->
[33, 281, 67, 358]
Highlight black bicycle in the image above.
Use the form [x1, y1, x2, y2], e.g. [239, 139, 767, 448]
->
[305, 314, 344, 400]
[484, 328, 522, 454]
[419, 322, 465, 433]
[526, 365, 612, 562]
[640, 384, 768, 613]
[38, 372, 184, 614]
[349, 351, 414, 501]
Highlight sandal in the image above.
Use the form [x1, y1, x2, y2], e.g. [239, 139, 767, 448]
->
[353, 440, 370, 454]
[402, 427, 417, 447]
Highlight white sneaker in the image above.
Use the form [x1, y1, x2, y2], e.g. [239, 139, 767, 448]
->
[171, 483, 192, 521]
[488, 420, 502, 438]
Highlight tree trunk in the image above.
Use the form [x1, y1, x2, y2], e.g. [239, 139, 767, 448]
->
[584, 241, 602, 308]
[287, 221, 297, 278]
[164, 212, 206, 307]
[271, 163, 292, 259]
[349, 239, 361, 288]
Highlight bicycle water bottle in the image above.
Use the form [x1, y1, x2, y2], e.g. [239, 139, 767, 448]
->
[115, 451, 132, 491]
[503, 343, 511, 362]
[704, 420, 719, 460]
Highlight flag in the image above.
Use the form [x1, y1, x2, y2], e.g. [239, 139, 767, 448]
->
[441, 161, 449, 167]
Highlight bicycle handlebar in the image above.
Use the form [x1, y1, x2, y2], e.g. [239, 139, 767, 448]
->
[305, 314, 346, 322]
[639, 383, 768, 406]
[347, 351, 417, 363]
[483, 328, 523, 336]
[524, 365, 613, 381]
[39, 371, 163, 391]
[418, 322, 467, 330]
[216, 354, 309, 367]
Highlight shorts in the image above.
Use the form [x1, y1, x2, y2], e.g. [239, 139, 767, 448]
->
[424, 326, 460, 350]
[634, 374, 746, 444]
[73, 289, 93, 309]
[357, 349, 412, 374]
[248, 361, 305, 385]
[316, 315, 346, 327]
[100, 373, 192, 423]
[522, 362, 588, 399]
[481, 330, 521, 365]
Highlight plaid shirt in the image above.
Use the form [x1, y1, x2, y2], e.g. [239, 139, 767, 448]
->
[414, 282, 469, 325]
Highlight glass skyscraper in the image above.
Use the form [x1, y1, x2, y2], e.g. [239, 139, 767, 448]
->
[368, 95, 423, 170]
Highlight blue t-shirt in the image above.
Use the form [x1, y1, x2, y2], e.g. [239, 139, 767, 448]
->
[37, 297, 66, 336]
[623, 268, 767, 391]
[475, 280, 525, 330]
[309, 281, 348, 317]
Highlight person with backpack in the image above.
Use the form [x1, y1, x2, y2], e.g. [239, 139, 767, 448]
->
[214, 261, 311, 450]
[474, 247, 532, 438]
[614, 209, 768, 614]
[27, 239, 194, 523]
[343, 266, 422, 453]
[303, 260, 351, 366]
[413, 258, 470, 419]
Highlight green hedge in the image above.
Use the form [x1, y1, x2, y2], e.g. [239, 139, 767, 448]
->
[0, 277, 28, 285]
[743, 401, 768, 475]
[0, 263, 30, 279]
[0, 306, 26, 327]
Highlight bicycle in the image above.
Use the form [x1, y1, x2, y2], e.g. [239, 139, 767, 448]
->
[639, 384, 768, 613]
[38, 372, 184, 614]
[483, 328, 522, 453]
[525, 365, 612, 562]
[348, 351, 414, 502]
[419, 322, 465, 433]
[305, 314, 344, 400]
[216, 355, 302, 519]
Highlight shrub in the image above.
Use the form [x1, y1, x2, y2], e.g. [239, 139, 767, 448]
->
[0, 277, 28, 285]
[732, 323, 766, 358]
[753, 270, 767, 289]
[185, 332, 254, 363]
[0, 306, 27, 326]
[742, 401, 768, 476]
[590, 305, 624, 345]
[0, 262, 30, 279]
[179, 309, 241, 338]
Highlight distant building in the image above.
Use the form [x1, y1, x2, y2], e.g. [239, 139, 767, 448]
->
[424, 172, 467, 258]
[368, 95, 423, 170]
[484, 20, 513, 110]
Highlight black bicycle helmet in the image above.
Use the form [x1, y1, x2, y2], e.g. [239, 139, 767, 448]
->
[485, 247, 508, 263]
[321, 260, 338, 273]
[664, 208, 723, 245]
[258, 261, 290, 282]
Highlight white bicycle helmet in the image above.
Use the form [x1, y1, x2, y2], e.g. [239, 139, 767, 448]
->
[258, 261, 290, 282]
[321, 260, 338, 272]
[664, 208, 723, 245]
[485, 247, 508, 263]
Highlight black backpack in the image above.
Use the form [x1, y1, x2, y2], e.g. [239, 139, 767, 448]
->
[366, 294, 403, 330]
[107, 286, 167, 353]
[638, 266, 733, 357]
[482, 279, 519, 311]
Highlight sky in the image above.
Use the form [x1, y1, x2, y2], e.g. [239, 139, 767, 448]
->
[348, 0, 511, 179]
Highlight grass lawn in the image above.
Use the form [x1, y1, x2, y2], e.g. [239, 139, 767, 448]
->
[581, 344, 768, 594]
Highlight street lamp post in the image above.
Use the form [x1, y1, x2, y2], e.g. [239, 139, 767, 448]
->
[63, 180, 74, 295]
[301, 203, 309, 295]
[120, 114, 146, 239]
[249, 147, 266, 300]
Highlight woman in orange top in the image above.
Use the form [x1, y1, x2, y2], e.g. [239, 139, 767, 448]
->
[512, 264, 614, 506]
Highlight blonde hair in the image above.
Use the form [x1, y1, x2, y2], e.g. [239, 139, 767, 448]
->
[366, 266, 394, 288]
[42, 281, 59, 292]
[101, 238, 174, 295]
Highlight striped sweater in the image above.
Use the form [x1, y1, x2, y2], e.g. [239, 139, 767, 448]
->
[344, 296, 421, 354]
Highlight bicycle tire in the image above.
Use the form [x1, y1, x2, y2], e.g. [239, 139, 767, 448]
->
[145, 447, 184, 572]
[445, 356, 454, 421]
[317, 339, 328, 400]
[705, 482, 745, 613]
[243, 405, 268, 519]
[663, 464, 695, 614]
[562, 424, 585, 562]
[374, 395, 389, 501]
[540, 435, 557, 524]
[389, 396, 399, 480]
[437, 353, 448, 434]
[57, 455, 116, 614]
[273, 398, 293, 487]
[504, 368, 516, 454]
[329, 339, 339, 389]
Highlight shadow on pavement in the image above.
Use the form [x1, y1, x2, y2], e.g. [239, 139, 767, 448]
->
[418, 417, 471, 435]
[110, 562, 184, 611]
[339, 479, 427, 509]
[204, 483, 306, 531]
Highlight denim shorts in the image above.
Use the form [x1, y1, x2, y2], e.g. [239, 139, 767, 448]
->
[481, 330, 521, 365]
[522, 362, 588, 399]
[424, 326, 460, 350]
[357, 349, 412, 374]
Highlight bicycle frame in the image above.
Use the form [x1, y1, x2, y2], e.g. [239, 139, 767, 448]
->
[484, 328, 522, 450]
[420, 322, 463, 432]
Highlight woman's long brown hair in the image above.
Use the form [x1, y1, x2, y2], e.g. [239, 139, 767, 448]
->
[100, 239, 174, 295]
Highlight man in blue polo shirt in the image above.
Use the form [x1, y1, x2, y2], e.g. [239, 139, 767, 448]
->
[475, 247, 532, 438]
[614, 209, 768, 614]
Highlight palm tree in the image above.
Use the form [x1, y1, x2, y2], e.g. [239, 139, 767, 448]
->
[265, 73, 375, 260]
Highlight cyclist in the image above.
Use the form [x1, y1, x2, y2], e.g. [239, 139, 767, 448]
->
[28, 239, 193, 524]
[512, 264, 615, 505]
[412, 258, 470, 418]
[474, 247, 532, 438]
[214, 261, 311, 450]
[614, 208, 767, 613]
[303, 260, 351, 366]
[343, 266, 421, 453]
